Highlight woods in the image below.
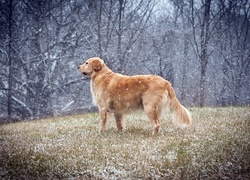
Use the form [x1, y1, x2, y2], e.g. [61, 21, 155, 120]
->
[0, 0, 249, 121]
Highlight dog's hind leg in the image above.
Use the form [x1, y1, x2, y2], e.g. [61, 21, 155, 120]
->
[114, 112, 123, 132]
[143, 103, 161, 136]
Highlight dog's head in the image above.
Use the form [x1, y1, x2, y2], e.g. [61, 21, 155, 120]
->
[78, 57, 104, 77]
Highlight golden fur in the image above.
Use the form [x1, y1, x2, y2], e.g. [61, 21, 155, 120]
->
[78, 57, 192, 135]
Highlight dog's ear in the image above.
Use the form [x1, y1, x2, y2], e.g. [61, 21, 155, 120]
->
[92, 60, 103, 72]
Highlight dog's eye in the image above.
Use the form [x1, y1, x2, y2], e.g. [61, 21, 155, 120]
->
[85, 62, 88, 65]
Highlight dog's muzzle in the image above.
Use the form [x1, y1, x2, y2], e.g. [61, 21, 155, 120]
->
[78, 66, 90, 76]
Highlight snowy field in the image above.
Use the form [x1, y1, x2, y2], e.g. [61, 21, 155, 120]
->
[0, 107, 249, 179]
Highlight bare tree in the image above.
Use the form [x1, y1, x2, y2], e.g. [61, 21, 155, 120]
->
[218, 0, 250, 105]
[84, 0, 156, 72]
[7, 0, 14, 120]
[189, 0, 212, 107]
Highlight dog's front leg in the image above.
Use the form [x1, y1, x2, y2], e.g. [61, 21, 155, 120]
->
[99, 108, 109, 133]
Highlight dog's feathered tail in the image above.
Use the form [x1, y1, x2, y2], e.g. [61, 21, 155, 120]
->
[166, 85, 192, 128]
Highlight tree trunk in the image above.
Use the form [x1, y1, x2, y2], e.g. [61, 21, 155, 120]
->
[199, 0, 211, 107]
[7, 0, 13, 120]
[117, 0, 125, 72]
[97, 0, 103, 58]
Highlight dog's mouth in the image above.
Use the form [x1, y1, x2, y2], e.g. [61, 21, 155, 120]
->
[82, 72, 91, 76]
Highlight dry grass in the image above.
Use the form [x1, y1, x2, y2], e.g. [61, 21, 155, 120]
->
[0, 107, 249, 179]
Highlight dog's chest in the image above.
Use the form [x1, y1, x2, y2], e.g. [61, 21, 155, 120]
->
[90, 79, 108, 105]
[90, 80, 97, 105]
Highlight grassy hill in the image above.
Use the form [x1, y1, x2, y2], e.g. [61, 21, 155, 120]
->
[0, 107, 249, 179]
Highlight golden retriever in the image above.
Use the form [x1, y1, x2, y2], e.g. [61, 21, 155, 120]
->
[78, 57, 192, 135]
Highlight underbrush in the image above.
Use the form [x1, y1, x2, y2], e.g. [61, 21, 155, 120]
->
[0, 107, 249, 179]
